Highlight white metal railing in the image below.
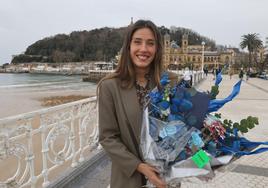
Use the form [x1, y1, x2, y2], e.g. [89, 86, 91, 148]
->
[0, 97, 100, 188]
[168, 70, 204, 86]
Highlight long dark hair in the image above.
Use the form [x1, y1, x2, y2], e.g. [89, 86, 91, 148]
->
[98, 19, 163, 91]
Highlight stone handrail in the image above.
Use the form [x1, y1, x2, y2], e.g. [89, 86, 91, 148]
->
[0, 97, 100, 188]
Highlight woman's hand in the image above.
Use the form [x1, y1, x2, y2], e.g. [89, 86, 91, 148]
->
[137, 163, 166, 188]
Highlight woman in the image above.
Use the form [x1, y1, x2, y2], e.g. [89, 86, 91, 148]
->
[98, 20, 173, 188]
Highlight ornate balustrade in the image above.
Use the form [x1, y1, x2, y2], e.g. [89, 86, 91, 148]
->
[0, 97, 100, 188]
[168, 70, 205, 85]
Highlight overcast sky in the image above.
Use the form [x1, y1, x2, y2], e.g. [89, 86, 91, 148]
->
[0, 0, 267, 65]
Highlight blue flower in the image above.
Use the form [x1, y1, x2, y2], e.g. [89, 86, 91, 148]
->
[160, 72, 170, 86]
[170, 104, 180, 114]
[171, 98, 182, 106]
[149, 92, 163, 104]
[158, 101, 170, 110]
[168, 114, 184, 121]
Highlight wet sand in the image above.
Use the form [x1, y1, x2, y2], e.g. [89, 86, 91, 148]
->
[0, 88, 96, 119]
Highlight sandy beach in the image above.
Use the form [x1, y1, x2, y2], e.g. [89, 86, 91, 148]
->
[0, 73, 97, 119]
[0, 89, 96, 119]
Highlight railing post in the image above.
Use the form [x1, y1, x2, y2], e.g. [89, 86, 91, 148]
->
[70, 107, 77, 167]
[78, 115, 86, 163]
[26, 126, 37, 188]
[40, 120, 50, 187]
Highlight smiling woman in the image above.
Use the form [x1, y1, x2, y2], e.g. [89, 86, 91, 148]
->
[130, 28, 156, 70]
[97, 20, 169, 188]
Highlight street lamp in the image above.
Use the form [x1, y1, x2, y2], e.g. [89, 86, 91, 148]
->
[201, 41, 205, 72]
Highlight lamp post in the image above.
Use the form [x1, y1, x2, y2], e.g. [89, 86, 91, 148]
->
[201, 41, 205, 72]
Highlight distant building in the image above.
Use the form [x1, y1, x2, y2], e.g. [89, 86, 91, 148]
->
[163, 34, 235, 70]
[170, 26, 178, 33]
[257, 47, 266, 64]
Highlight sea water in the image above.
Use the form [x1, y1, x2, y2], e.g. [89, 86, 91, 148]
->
[0, 73, 96, 92]
[0, 73, 97, 118]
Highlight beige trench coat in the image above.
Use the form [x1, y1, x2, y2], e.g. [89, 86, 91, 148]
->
[98, 73, 178, 188]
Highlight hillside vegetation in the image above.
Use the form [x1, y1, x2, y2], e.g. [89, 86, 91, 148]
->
[11, 26, 215, 64]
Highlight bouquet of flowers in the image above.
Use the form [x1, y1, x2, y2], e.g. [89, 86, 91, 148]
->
[140, 72, 268, 187]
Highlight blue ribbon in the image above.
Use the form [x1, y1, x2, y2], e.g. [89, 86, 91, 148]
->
[220, 145, 268, 156]
[215, 71, 223, 86]
[240, 137, 268, 148]
[219, 135, 268, 156]
[208, 80, 242, 113]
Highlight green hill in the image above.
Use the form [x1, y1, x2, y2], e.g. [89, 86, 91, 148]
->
[11, 26, 216, 64]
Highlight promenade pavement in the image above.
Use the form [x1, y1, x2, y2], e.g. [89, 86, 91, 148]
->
[66, 74, 268, 188]
[181, 74, 268, 188]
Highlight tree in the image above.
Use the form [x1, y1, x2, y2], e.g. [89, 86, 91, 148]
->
[240, 33, 263, 70]
[12, 26, 216, 64]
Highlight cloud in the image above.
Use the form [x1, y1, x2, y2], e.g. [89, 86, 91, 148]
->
[0, 0, 267, 64]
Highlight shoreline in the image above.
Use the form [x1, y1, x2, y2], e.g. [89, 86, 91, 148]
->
[0, 89, 96, 119]
[39, 95, 93, 107]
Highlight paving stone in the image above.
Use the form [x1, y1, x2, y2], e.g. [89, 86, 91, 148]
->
[65, 154, 111, 188]
[181, 75, 268, 188]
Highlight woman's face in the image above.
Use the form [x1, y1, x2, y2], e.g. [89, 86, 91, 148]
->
[130, 27, 156, 72]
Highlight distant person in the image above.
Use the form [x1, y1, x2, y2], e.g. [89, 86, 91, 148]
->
[203, 68, 208, 76]
[183, 67, 192, 88]
[246, 69, 250, 81]
[212, 68, 216, 80]
[216, 68, 221, 75]
[239, 68, 244, 80]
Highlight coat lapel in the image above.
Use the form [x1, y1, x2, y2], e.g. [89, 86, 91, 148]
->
[119, 76, 156, 144]
[120, 85, 142, 143]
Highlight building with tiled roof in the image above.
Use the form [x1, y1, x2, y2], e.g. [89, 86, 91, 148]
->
[163, 34, 235, 70]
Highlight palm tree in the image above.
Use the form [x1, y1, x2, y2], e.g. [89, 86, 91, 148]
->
[240, 33, 263, 70]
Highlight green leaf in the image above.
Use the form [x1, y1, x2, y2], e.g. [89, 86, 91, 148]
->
[214, 113, 221, 119]
[210, 85, 219, 99]
[247, 122, 255, 129]
[233, 122, 239, 128]
[239, 125, 248, 133]
[240, 119, 247, 125]
[252, 117, 259, 125]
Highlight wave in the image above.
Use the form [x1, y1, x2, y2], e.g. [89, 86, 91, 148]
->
[0, 81, 80, 89]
